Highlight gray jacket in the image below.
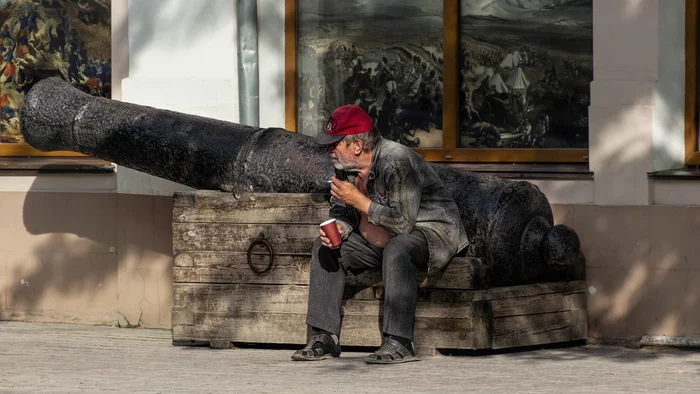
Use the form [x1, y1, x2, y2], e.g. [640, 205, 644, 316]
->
[330, 138, 469, 273]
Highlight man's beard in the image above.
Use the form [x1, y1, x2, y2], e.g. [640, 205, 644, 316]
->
[332, 156, 358, 171]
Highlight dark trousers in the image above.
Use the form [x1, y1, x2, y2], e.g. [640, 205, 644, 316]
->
[305, 230, 429, 341]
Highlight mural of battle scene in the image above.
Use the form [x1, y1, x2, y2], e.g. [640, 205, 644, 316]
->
[297, 0, 444, 148]
[0, 0, 110, 143]
[459, 0, 592, 148]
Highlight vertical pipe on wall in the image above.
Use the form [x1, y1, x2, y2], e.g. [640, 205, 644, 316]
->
[237, 0, 260, 126]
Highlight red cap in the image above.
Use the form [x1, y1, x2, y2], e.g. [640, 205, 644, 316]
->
[314, 105, 373, 145]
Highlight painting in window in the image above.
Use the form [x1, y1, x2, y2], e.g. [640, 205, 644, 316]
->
[458, 0, 592, 148]
[0, 0, 111, 144]
[297, 0, 444, 148]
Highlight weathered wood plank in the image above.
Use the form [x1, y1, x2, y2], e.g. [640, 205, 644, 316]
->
[193, 191, 329, 209]
[173, 313, 306, 344]
[173, 205, 328, 225]
[427, 289, 488, 303]
[347, 257, 490, 290]
[430, 280, 587, 303]
[341, 300, 477, 319]
[174, 283, 482, 319]
[570, 309, 588, 340]
[567, 292, 587, 311]
[175, 253, 489, 291]
[173, 223, 319, 253]
[492, 312, 571, 349]
[174, 192, 329, 224]
[172, 310, 194, 326]
[173, 309, 492, 350]
[173, 283, 310, 314]
[173, 253, 311, 285]
[174, 281, 586, 310]
[491, 291, 586, 318]
[175, 201, 328, 224]
[173, 191, 195, 208]
[488, 281, 587, 300]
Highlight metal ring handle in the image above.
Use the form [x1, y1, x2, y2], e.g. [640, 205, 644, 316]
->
[247, 236, 274, 274]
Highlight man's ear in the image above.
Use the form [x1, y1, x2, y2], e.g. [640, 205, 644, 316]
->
[354, 140, 364, 155]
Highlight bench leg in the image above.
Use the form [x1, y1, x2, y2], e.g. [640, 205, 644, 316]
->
[415, 346, 438, 357]
[210, 341, 235, 349]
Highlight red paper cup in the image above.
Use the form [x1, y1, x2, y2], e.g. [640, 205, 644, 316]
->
[320, 218, 342, 248]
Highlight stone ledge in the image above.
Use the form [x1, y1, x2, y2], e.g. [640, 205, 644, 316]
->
[0, 157, 115, 175]
[648, 167, 700, 180]
[446, 163, 593, 180]
[640, 335, 700, 349]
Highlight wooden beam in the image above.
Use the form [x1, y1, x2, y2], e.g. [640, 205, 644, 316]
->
[414, 148, 588, 163]
[0, 144, 86, 157]
[442, 0, 458, 149]
[685, 0, 699, 164]
[284, 0, 297, 132]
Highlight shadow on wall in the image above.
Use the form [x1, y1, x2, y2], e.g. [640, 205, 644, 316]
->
[549, 0, 699, 342]
[550, 71, 697, 343]
[2, 0, 224, 329]
[1, 175, 174, 329]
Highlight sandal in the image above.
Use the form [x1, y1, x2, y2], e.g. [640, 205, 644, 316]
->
[291, 333, 341, 361]
[364, 336, 419, 364]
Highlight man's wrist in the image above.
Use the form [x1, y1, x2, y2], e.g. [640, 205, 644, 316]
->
[354, 194, 372, 215]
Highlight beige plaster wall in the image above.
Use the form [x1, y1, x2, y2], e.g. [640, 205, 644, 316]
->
[552, 204, 700, 341]
[0, 191, 173, 329]
[589, 0, 658, 206]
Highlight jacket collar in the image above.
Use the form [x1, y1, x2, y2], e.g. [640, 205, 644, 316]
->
[368, 137, 385, 182]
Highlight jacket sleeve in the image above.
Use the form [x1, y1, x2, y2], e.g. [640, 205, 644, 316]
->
[329, 196, 358, 240]
[366, 161, 421, 235]
[328, 169, 358, 239]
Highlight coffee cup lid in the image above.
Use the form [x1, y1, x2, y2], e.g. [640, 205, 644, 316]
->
[320, 218, 336, 226]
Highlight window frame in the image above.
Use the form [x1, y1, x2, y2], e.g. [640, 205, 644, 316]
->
[685, 0, 700, 165]
[0, 145, 85, 157]
[284, 0, 589, 163]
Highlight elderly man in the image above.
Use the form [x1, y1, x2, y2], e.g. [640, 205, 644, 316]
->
[292, 105, 468, 364]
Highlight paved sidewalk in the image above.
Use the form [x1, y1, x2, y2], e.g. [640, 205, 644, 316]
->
[0, 322, 698, 393]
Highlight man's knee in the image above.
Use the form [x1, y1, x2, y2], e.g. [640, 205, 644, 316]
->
[384, 233, 424, 256]
[383, 235, 408, 257]
[383, 232, 428, 270]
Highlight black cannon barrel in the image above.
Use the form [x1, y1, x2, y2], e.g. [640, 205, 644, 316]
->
[20, 77, 334, 193]
[20, 77, 584, 286]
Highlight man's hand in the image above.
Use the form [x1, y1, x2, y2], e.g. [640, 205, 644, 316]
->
[319, 224, 344, 249]
[330, 177, 371, 214]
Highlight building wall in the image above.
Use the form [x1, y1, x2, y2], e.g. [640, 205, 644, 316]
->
[1, 0, 699, 341]
[0, 0, 228, 329]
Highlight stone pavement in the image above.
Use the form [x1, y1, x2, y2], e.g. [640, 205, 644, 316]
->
[0, 322, 698, 393]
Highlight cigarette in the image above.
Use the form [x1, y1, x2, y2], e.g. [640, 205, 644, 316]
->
[326, 180, 333, 183]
